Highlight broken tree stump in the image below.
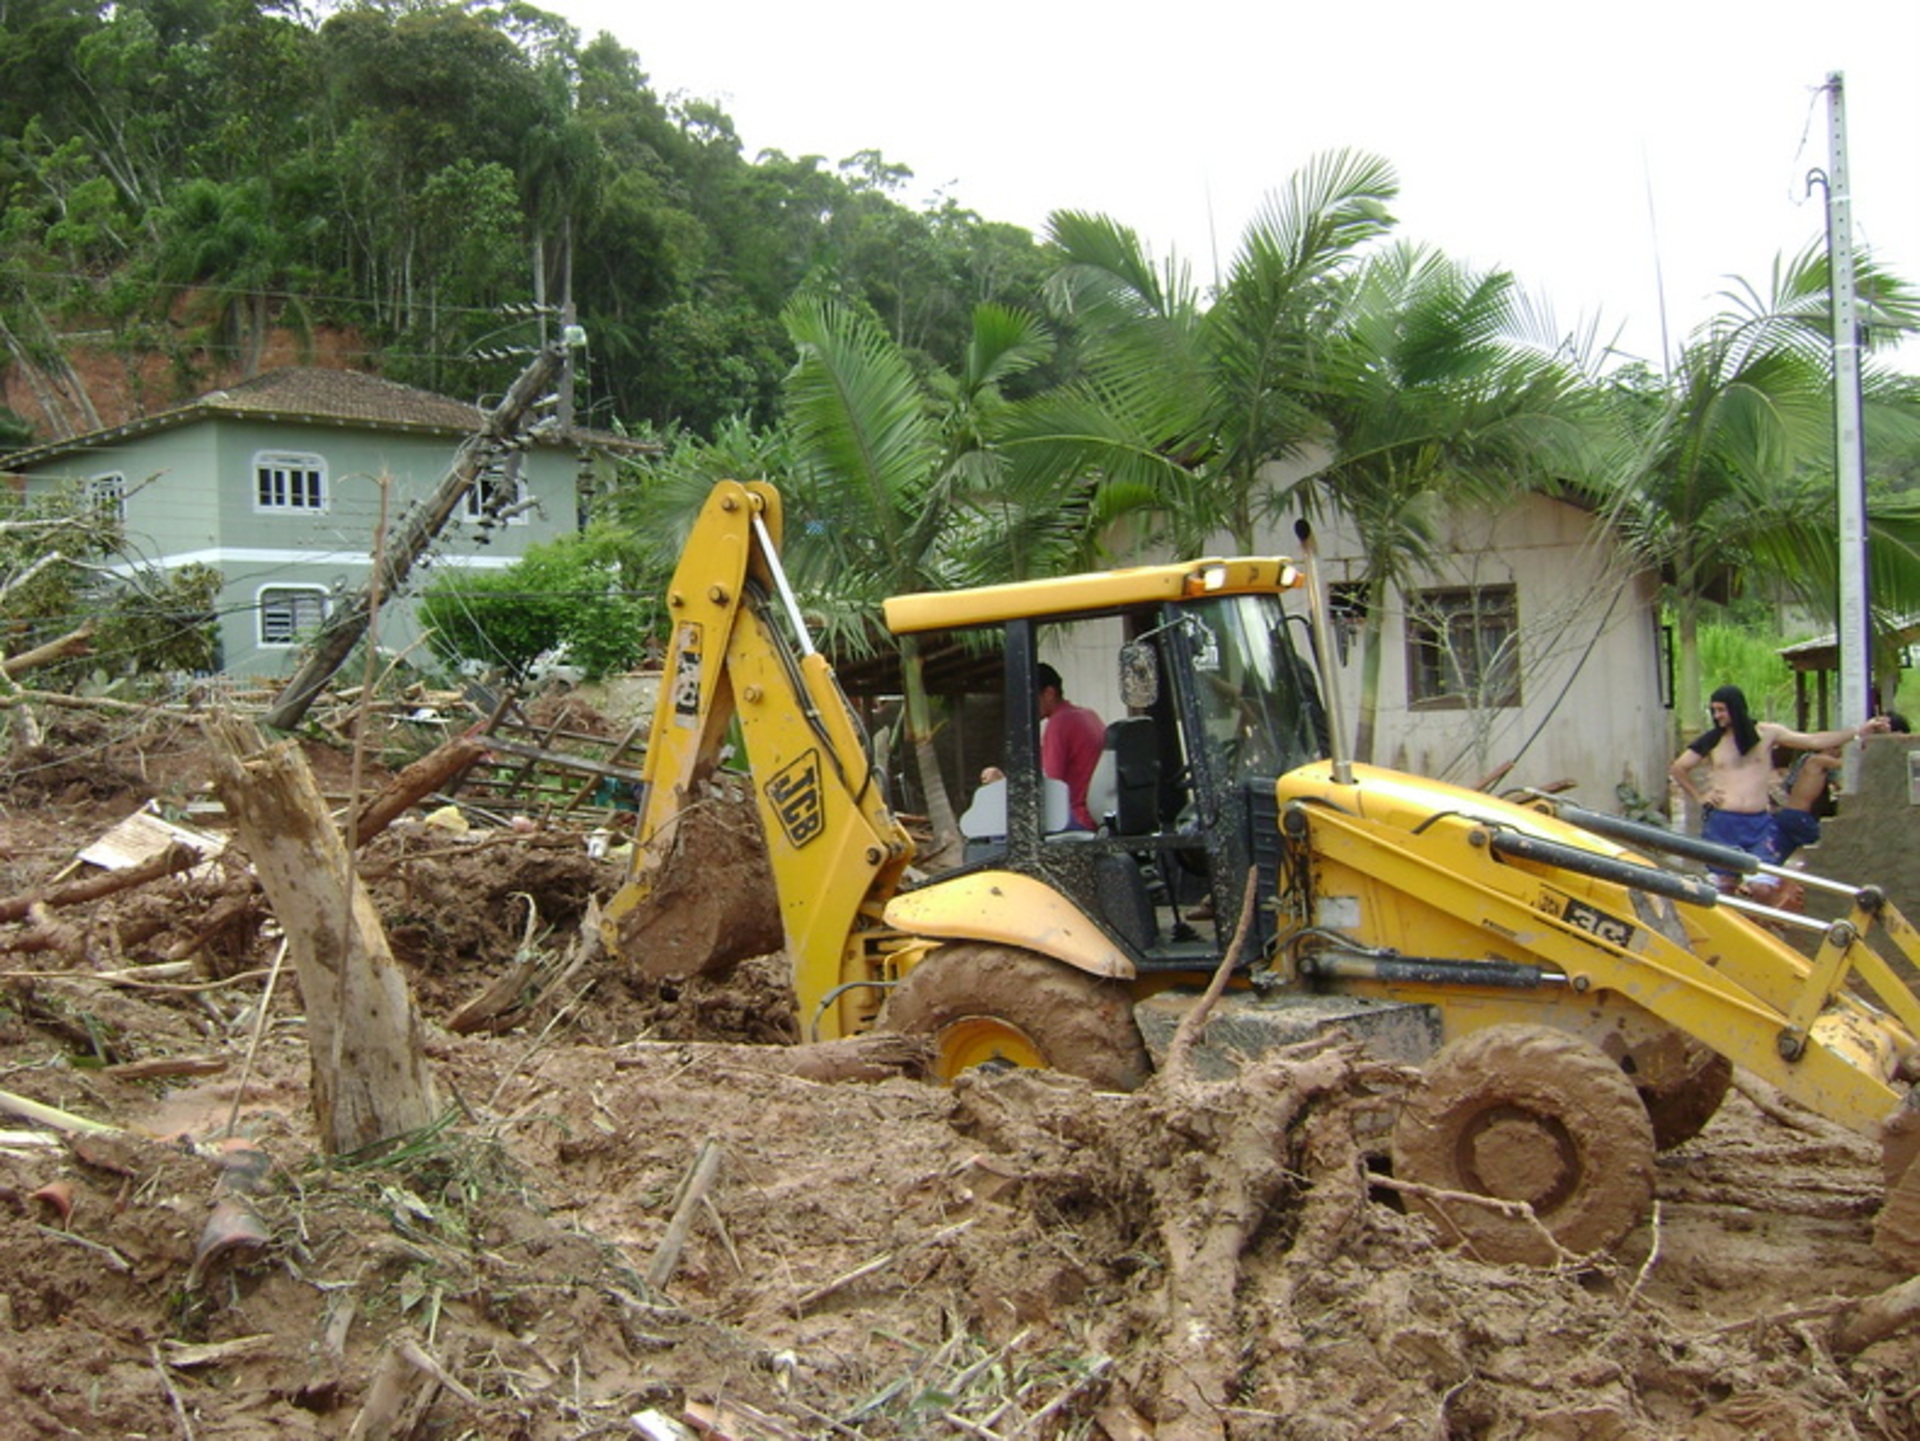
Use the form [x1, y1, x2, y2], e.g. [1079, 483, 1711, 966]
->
[208, 717, 438, 1155]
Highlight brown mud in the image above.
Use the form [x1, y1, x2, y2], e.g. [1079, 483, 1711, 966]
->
[1, 706, 1917, 1439]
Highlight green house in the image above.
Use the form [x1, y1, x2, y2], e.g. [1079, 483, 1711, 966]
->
[1, 368, 624, 679]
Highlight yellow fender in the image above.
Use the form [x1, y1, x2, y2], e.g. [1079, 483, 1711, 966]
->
[882, 871, 1136, 981]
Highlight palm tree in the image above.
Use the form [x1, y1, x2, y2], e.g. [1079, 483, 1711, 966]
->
[1038, 149, 1400, 553]
[1601, 244, 1920, 733]
[780, 293, 1061, 864]
[1280, 242, 1598, 761]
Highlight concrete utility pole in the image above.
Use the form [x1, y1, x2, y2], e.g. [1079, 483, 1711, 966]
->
[1823, 72, 1873, 785]
[261, 344, 567, 731]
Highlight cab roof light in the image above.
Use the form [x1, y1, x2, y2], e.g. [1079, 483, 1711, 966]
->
[1187, 564, 1230, 594]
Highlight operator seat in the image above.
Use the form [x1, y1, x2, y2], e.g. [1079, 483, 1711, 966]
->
[958, 775, 1071, 863]
[1090, 716, 1165, 948]
[1103, 716, 1161, 835]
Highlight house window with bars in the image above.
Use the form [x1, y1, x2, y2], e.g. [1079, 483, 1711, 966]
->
[254, 452, 327, 512]
[1406, 585, 1521, 709]
[87, 473, 126, 524]
[258, 587, 329, 647]
[461, 456, 529, 525]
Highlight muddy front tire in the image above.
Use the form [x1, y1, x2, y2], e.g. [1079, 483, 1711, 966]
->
[1391, 1023, 1655, 1265]
[879, 943, 1151, 1091]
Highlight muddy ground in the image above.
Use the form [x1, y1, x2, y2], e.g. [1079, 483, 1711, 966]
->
[1, 701, 1918, 1440]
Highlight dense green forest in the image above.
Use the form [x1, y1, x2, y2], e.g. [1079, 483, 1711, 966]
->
[0, 0, 1058, 443]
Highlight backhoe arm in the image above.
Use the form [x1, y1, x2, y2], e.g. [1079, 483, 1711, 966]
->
[602, 481, 915, 1039]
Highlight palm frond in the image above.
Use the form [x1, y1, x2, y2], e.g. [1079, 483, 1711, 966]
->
[781, 293, 942, 584]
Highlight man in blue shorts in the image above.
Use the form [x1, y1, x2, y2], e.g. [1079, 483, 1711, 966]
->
[1669, 685, 1888, 900]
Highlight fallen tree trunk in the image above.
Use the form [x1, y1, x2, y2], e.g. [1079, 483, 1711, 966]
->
[0, 842, 204, 924]
[208, 717, 438, 1154]
[0, 622, 94, 679]
[349, 733, 491, 846]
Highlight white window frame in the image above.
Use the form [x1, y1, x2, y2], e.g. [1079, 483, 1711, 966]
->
[461, 456, 531, 526]
[253, 451, 329, 513]
[87, 472, 126, 524]
[257, 585, 331, 647]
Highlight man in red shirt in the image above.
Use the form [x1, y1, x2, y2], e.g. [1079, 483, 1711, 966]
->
[1037, 663, 1105, 831]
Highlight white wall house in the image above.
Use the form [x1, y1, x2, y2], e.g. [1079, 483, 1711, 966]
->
[1280, 493, 1672, 815]
[1044, 486, 1672, 820]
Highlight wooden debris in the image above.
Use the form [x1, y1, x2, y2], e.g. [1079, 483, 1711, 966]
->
[348, 733, 491, 846]
[102, 1054, 228, 1081]
[160, 1334, 278, 1369]
[647, 1138, 724, 1291]
[6, 901, 84, 956]
[683, 1396, 811, 1440]
[345, 1332, 479, 1441]
[0, 1086, 121, 1136]
[792, 1218, 976, 1314]
[0, 840, 206, 924]
[1832, 1274, 1920, 1353]
[147, 1342, 198, 1441]
[0, 622, 95, 678]
[445, 895, 602, 1037]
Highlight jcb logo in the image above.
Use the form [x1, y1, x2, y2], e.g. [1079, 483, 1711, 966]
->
[670, 624, 703, 726]
[767, 751, 825, 849]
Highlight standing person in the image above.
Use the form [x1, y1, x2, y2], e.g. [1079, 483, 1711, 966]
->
[1669, 684, 1888, 897]
[1037, 662, 1105, 831]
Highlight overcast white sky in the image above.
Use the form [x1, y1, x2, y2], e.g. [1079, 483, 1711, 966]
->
[545, 0, 1919, 371]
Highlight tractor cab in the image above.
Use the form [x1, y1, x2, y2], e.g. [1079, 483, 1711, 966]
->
[888, 563, 1328, 973]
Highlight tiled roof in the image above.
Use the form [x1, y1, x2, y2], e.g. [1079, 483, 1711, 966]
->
[198, 369, 484, 430]
[0, 367, 659, 470]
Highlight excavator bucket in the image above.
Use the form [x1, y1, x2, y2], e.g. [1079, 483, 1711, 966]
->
[1876, 1103, 1920, 1268]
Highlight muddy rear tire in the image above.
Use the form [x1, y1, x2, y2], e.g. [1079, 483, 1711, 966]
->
[1392, 1023, 1655, 1265]
[879, 943, 1152, 1091]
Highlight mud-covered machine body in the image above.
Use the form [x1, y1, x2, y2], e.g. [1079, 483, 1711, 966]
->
[606, 480, 1920, 1265]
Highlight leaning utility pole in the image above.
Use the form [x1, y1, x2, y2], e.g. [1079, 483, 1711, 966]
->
[261, 344, 567, 731]
[1823, 72, 1873, 782]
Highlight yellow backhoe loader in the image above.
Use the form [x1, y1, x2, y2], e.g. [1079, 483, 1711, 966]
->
[604, 479, 1920, 1267]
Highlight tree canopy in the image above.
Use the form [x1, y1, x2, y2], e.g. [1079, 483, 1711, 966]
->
[0, 0, 1057, 440]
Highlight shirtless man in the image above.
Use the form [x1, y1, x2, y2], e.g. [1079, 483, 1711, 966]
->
[1772, 745, 1843, 864]
[1669, 684, 1888, 897]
